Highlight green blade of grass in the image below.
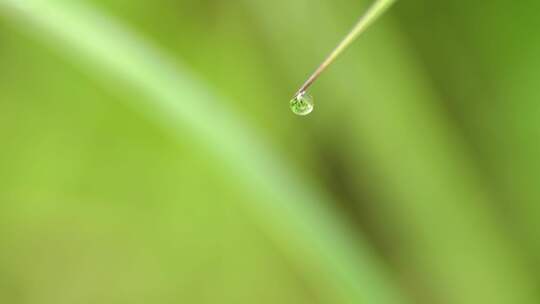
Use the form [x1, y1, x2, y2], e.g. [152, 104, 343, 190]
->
[0, 1, 409, 303]
[294, 0, 396, 96]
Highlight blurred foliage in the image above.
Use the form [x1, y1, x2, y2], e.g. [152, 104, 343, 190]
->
[1, 1, 540, 304]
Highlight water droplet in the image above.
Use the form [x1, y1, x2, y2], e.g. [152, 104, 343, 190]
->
[290, 93, 314, 116]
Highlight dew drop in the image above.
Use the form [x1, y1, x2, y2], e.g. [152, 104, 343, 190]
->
[290, 93, 314, 116]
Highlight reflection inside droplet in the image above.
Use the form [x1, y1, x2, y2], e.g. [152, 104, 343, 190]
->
[290, 93, 314, 116]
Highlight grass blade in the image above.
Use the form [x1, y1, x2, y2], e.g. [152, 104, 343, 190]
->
[294, 0, 396, 96]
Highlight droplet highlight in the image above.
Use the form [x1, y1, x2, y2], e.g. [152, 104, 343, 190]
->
[290, 93, 314, 116]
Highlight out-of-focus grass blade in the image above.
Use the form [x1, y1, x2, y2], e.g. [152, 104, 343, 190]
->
[0, 1, 409, 303]
[399, 0, 540, 273]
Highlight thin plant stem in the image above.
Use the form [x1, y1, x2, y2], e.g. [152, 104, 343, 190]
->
[294, 0, 397, 97]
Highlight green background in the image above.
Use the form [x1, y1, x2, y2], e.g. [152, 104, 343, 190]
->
[1, 1, 540, 303]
